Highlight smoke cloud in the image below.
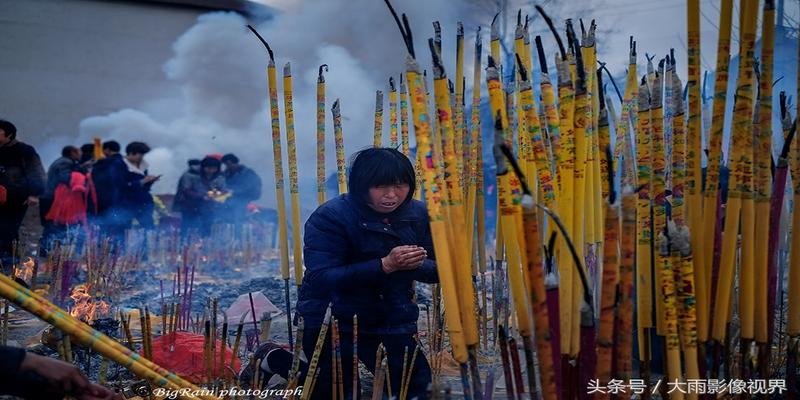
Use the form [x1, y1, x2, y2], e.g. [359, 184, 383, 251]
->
[77, 0, 477, 212]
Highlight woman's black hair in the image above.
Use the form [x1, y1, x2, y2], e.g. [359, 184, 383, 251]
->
[348, 147, 416, 206]
[61, 145, 78, 158]
[201, 156, 221, 169]
[0, 119, 17, 140]
[125, 141, 151, 155]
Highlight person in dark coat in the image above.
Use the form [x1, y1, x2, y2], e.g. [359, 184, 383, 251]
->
[180, 157, 225, 238]
[0, 120, 45, 270]
[79, 143, 95, 166]
[120, 141, 160, 229]
[39, 145, 82, 253]
[91, 141, 129, 242]
[0, 345, 115, 399]
[241, 148, 437, 399]
[221, 153, 261, 225]
[173, 159, 201, 214]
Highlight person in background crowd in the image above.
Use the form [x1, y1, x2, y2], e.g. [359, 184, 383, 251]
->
[180, 156, 225, 238]
[79, 143, 95, 166]
[0, 345, 117, 399]
[121, 141, 160, 230]
[91, 141, 128, 243]
[0, 120, 45, 271]
[39, 145, 82, 253]
[173, 159, 201, 210]
[221, 153, 262, 225]
[173, 159, 200, 237]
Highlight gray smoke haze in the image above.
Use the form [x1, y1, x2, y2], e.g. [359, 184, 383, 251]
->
[77, 0, 482, 210]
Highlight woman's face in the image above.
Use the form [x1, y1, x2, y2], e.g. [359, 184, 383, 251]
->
[367, 183, 410, 213]
[203, 166, 219, 177]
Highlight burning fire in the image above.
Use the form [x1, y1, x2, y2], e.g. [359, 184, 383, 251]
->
[69, 284, 110, 324]
[14, 257, 35, 284]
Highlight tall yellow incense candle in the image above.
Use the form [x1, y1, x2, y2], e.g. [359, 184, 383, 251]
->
[700, 2, 734, 342]
[389, 78, 399, 148]
[570, 48, 589, 356]
[431, 47, 479, 347]
[713, 0, 758, 343]
[671, 65, 700, 396]
[406, 57, 467, 362]
[515, 22, 532, 181]
[583, 26, 602, 245]
[754, 0, 775, 346]
[400, 78, 410, 157]
[653, 63, 683, 399]
[555, 55, 576, 354]
[540, 63, 562, 188]
[616, 194, 637, 381]
[283, 63, 304, 286]
[651, 62, 667, 337]
[466, 28, 482, 278]
[596, 202, 619, 396]
[521, 203, 558, 400]
[487, 58, 532, 339]
[317, 65, 327, 206]
[635, 79, 653, 359]
[490, 14, 505, 279]
[686, 0, 709, 346]
[519, 61, 555, 209]
[332, 100, 347, 195]
[490, 14, 501, 73]
[267, 60, 291, 283]
[455, 22, 465, 185]
[374, 90, 384, 147]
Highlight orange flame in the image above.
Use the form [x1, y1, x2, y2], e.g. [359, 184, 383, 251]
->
[14, 257, 35, 284]
[69, 284, 110, 324]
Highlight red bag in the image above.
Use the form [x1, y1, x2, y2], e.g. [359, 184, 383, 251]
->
[151, 331, 242, 384]
[45, 172, 88, 225]
[0, 185, 6, 205]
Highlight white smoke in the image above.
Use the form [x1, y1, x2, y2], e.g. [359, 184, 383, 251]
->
[77, 1, 477, 210]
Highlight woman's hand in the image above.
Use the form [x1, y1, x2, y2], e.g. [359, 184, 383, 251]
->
[20, 352, 117, 400]
[381, 245, 428, 274]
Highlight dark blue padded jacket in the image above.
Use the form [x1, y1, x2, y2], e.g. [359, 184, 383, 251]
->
[296, 193, 438, 334]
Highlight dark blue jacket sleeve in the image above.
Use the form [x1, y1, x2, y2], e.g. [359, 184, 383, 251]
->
[0, 346, 26, 375]
[303, 207, 389, 289]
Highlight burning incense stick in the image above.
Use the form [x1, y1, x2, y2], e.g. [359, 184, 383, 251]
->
[248, 293, 259, 347]
[698, 0, 733, 350]
[332, 99, 347, 195]
[230, 313, 246, 380]
[498, 326, 516, 400]
[374, 90, 384, 147]
[352, 315, 358, 400]
[317, 64, 328, 206]
[390, 77, 399, 148]
[301, 304, 332, 400]
[755, 0, 776, 376]
[283, 62, 305, 292]
[371, 356, 387, 400]
[247, 26, 294, 352]
[400, 77, 410, 157]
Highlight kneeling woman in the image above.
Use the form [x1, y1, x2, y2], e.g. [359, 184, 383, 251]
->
[244, 148, 437, 398]
[301, 147, 436, 398]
